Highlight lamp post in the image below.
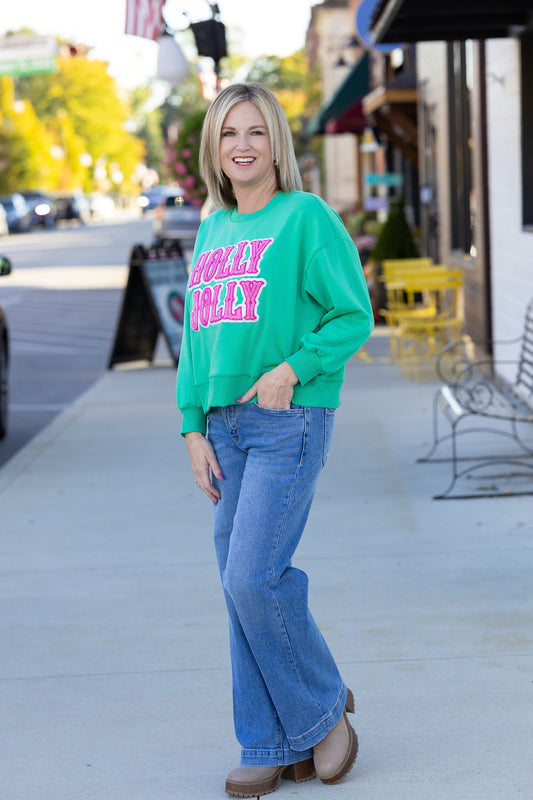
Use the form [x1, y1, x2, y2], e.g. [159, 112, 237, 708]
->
[189, 2, 227, 92]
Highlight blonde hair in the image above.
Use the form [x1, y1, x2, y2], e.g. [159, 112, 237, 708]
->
[199, 83, 302, 210]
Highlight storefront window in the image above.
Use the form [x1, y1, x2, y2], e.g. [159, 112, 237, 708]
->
[448, 40, 476, 257]
[420, 89, 439, 263]
[521, 31, 533, 228]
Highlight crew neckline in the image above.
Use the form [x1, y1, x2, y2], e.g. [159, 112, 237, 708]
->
[229, 191, 287, 222]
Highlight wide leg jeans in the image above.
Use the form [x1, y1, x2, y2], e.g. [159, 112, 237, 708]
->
[208, 403, 348, 766]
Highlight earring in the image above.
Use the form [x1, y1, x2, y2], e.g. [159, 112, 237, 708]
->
[273, 158, 279, 166]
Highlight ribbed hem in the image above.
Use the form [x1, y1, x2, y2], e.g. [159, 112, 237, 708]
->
[291, 378, 343, 409]
[179, 373, 345, 436]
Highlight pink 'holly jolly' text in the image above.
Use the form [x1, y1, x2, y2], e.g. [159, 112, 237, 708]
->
[188, 238, 272, 331]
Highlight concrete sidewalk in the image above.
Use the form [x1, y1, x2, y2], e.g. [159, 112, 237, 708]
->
[1, 351, 531, 800]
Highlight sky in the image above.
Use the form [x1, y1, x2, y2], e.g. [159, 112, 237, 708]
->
[1, 0, 315, 87]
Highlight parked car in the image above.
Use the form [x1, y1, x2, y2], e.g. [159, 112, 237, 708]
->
[0, 205, 8, 237]
[21, 191, 57, 228]
[0, 193, 32, 233]
[137, 186, 167, 213]
[0, 255, 12, 439]
[153, 188, 202, 246]
[53, 194, 91, 224]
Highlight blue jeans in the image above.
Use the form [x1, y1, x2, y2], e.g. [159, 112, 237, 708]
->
[208, 403, 348, 767]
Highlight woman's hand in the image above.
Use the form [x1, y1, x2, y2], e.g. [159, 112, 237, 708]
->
[185, 432, 223, 504]
[236, 361, 299, 409]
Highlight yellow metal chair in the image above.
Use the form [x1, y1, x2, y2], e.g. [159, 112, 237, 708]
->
[382, 257, 433, 279]
[394, 271, 464, 380]
[380, 260, 444, 362]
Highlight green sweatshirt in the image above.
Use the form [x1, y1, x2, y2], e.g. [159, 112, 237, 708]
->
[176, 191, 373, 434]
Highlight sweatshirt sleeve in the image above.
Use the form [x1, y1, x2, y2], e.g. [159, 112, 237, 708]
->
[286, 236, 374, 385]
[176, 292, 207, 436]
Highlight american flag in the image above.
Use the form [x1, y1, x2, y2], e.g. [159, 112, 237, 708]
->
[125, 0, 166, 41]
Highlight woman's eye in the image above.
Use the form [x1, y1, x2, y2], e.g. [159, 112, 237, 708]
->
[222, 130, 234, 137]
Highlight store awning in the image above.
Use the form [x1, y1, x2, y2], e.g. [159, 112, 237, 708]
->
[307, 52, 369, 136]
[363, 85, 419, 166]
[323, 101, 366, 135]
[370, 0, 533, 44]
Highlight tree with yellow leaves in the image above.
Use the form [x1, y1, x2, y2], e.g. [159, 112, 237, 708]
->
[14, 50, 144, 194]
[0, 77, 60, 193]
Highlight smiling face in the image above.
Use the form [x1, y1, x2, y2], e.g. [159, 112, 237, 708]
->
[219, 101, 278, 203]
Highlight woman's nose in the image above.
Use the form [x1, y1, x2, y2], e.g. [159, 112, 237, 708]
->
[235, 135, 250, 150]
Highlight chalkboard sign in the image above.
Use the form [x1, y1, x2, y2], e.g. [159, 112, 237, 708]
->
[108, 242, 189, 368]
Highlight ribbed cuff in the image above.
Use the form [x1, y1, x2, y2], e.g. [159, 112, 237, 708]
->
[286, 349, 323, 386]
[180, 407, 207, 436]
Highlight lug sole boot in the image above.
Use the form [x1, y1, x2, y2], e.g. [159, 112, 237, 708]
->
[313, 711, 358, 785]
[225, 758, 316, 798]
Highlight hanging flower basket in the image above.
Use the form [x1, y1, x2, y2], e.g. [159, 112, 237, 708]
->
[166, 110, 208, 208]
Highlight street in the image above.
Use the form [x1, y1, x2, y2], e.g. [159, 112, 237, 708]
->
[0, 213, 155, 468]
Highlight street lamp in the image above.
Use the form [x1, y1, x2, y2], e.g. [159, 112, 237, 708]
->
[189, 2, 227, 86]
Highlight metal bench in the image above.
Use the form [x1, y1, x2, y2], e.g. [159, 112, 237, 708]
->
[417, 300, 533, 499]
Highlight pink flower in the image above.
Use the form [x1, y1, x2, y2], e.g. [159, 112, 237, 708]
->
[176, 162, 187, 175]
[182, 148, 192, 159]
[184, 176, 196, 189]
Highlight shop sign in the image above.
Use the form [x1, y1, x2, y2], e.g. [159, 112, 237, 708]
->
[364, 196, 389, 212]
[365, 173, 404, 187]
[0, 35, 57, 77]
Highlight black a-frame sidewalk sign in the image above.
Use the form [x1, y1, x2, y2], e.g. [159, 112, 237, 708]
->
[108, 242, 189, 368]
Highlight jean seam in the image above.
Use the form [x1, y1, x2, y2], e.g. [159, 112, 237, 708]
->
[213, 403, 343, 756]
[322, 408, 334, 466]
[322, 408, 328, 466]
[268, 467, 299, 679]
[254, 402, 304, 416]
[240, 746, 315, 766]
[299, 406, 308, 467]
[288, 682, 346, 749]
[266, 406, 323, 721]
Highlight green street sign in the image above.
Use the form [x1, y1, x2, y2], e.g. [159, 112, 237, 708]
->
[0, 56, 57, 77]
[0, 34, 57, 77]
[365, 172, 404, 187]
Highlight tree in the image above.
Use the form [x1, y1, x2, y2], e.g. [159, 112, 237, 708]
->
[17, 53, 144, 193]
[157, 64, 209, 201]
[245, 49, 322, 160]
[158, 66, 209, 142]
[128, 85, 165, 173]
[165, 109, 208, 207]
[0, 77, 59, 193]
[371, 196, 418, 272]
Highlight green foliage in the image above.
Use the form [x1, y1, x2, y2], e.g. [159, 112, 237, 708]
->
[371, 196, 417, 273]
[159, 67, 209, 138]
[0, 77, 58, 192]
[13, 54, 144, 193]
[344, 209, 371, 239]
[166, 110, 208, 207]
[128, 86, 165, 172]
[245, 49, 322, 160]
[246, 55, 283, 88]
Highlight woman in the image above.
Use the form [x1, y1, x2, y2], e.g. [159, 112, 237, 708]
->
[177, 83, 373, 797]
